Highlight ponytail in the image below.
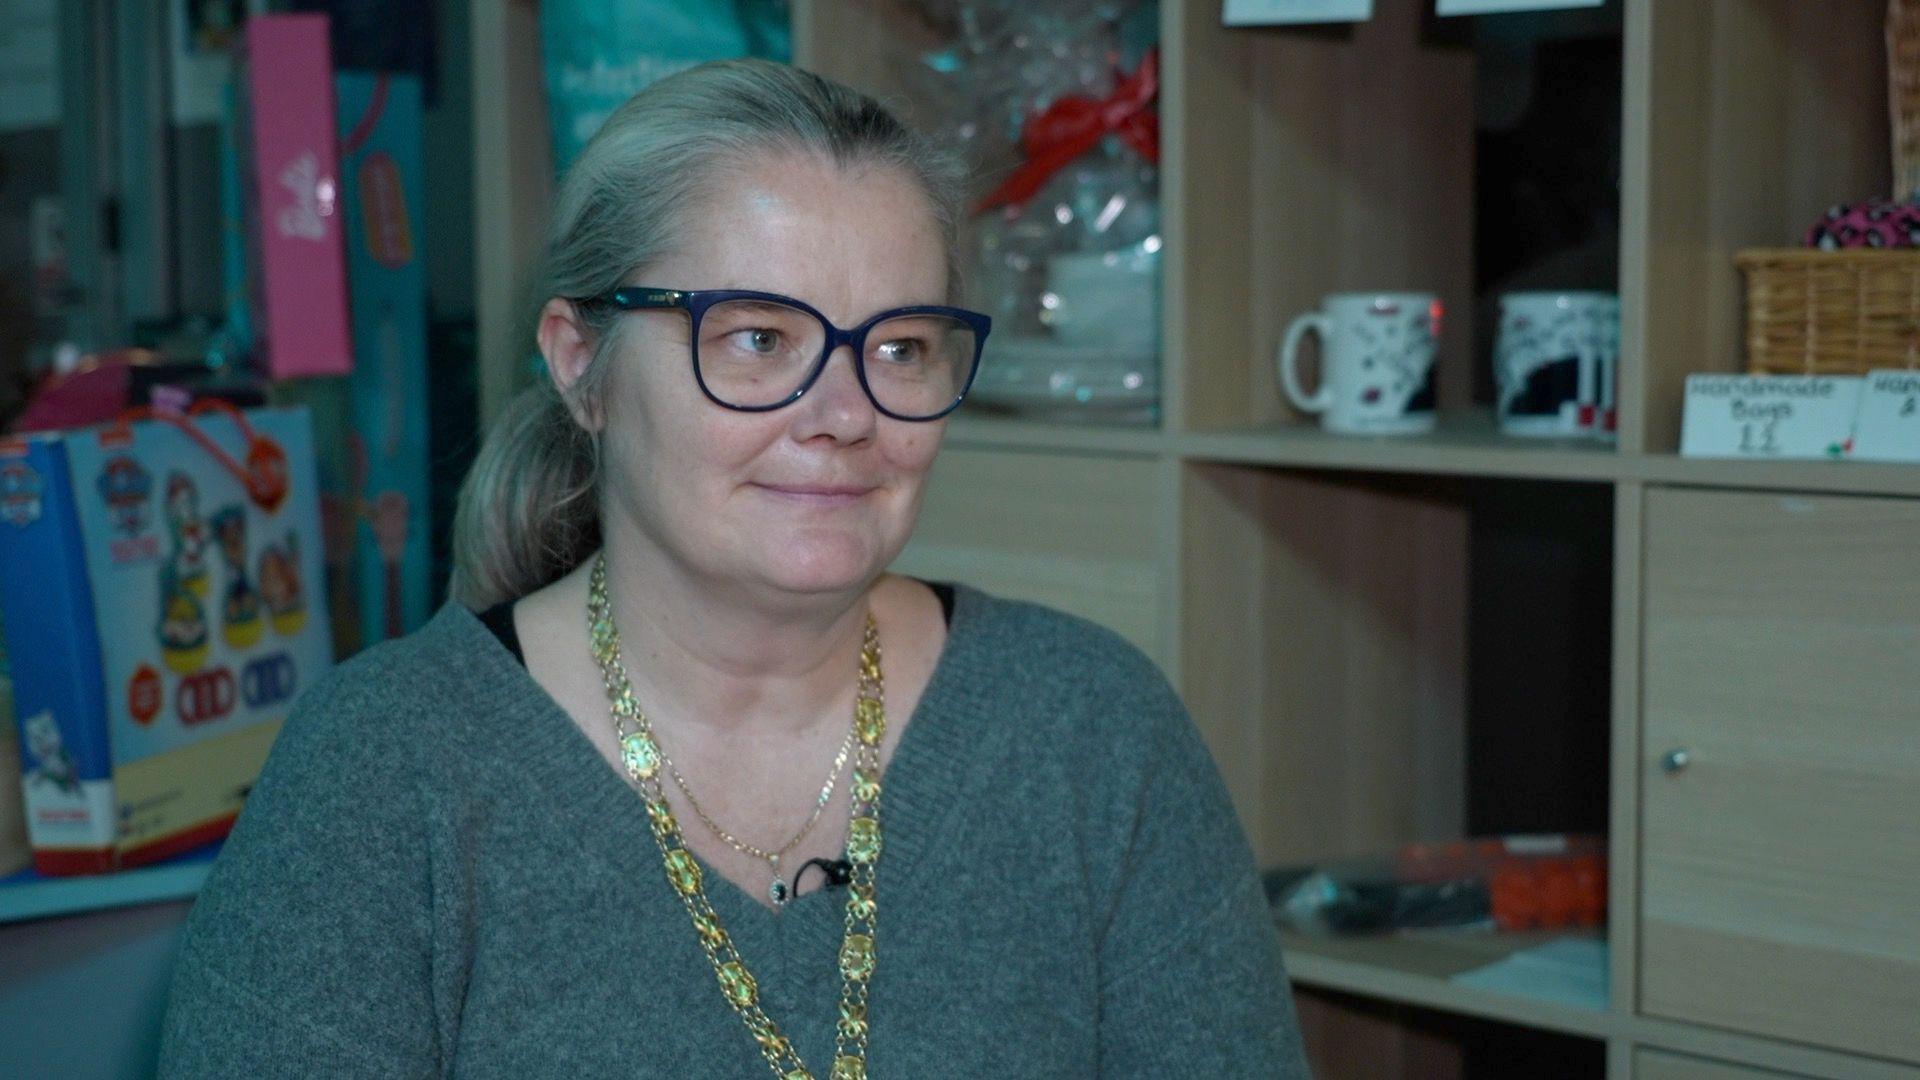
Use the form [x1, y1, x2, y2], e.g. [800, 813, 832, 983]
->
[447, 382, 601, 609]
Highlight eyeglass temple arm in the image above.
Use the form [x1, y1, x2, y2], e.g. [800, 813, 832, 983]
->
[603, 287, 688, 311]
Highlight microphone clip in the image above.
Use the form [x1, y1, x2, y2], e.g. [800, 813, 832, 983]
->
[794, 857, 853, 893]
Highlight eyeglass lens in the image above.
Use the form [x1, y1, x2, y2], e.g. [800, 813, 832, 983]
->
[695, 299, 976, 417]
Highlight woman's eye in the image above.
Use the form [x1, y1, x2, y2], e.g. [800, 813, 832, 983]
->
[732, 328, 782, 354]
[874, 339, 923, 364]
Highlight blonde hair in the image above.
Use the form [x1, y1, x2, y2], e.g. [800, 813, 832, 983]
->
[449, 59, 967, 610]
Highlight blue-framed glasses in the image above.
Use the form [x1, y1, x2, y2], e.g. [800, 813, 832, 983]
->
[583, 287, 992, 422]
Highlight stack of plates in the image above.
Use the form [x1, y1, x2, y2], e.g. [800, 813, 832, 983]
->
[968, 337, 1159, 422]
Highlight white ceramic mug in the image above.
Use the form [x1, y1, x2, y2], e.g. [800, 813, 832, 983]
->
[1494, 291, 1619, 438]
[1276, 292, 1441, 435]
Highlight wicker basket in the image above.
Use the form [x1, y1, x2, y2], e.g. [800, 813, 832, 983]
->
[1737, 249, 1920, 375]
[1733, 2, 1920, 376]
[1893, 0, 1920, 197]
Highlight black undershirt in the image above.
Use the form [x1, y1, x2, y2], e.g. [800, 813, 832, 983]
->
[477, 581, 956, 667]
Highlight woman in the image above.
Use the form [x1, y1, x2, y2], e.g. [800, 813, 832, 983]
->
[160, 59, 1307, 1078]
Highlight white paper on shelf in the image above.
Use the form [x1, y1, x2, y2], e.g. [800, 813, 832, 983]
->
[1850, 369, 1920, 462]
[0, 0, 58, 133]
[1223, 0, 1373, 26]
[169, 6, 228, 126]
[1450, 936, 1609, 1013]
[1436, 0, 1603, 15]
[1679, 374, 1864, 460]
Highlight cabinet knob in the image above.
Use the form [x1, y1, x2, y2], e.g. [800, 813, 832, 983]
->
[1660, 748, 1692, 774]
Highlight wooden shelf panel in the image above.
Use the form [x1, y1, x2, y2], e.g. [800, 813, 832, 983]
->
[1637, 455, 1920, 499]
[1171, 410, 1920, 496]
[1171, 0, 1478, 433]
[942, 414, 1167, 457]
[1179, 411, 1621, 483]
[0, 845, 218, 925]
[1179, 464, 1473, 865]
[898, 446, 1170, 664]
[1279, 929, 1616, 1041]
[1624, 0, 1891, 455]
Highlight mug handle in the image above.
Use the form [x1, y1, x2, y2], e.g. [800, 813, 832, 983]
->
[1278, 312, 1335, 414]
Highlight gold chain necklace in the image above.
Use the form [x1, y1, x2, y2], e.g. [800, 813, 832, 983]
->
[661, 721, 856, 905]
[587, 554, 886, 1080]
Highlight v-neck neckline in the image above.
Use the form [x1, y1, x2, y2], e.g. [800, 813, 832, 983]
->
[439, 583, 988, 939]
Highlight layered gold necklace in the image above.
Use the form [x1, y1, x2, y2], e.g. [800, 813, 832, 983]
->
[664, 719, 856, 906]
[586, 554, 886, 1080]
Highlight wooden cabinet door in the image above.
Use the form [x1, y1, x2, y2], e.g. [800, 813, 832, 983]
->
[1641, 489, 1920, 1064]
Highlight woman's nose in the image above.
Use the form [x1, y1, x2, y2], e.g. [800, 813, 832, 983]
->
[791, 344, 879, 442]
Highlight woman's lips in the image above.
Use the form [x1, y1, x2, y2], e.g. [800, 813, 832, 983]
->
[752, 482, 875, 505]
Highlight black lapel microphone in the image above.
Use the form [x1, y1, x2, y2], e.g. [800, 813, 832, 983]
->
[794, 857, 853, 893]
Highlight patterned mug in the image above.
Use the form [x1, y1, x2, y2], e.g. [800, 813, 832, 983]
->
[1493, 292, 1619, 439]
[1276, 292, 1441, 435]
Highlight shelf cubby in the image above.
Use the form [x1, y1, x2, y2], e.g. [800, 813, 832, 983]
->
[1284, 929, 1611, 1040]
[1622, 0, 1892, 454]
[1294, 983, 1607, 1080]
[0, 845, 219, 926]
[1177, 464, 1611, 860]
[1169, 0, 1478, 433]
[1179, 409, 1621, 484]
[897, 445, 1170, 665]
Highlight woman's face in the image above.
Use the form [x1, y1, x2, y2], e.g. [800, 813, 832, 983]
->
[574, 154, 951, 601]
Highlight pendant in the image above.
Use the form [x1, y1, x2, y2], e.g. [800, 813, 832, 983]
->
[767, 854, 790, 906]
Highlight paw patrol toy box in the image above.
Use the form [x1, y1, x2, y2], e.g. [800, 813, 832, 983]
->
[0, 404, 331, 875]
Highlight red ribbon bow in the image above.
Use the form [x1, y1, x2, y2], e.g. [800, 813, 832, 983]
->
[977, 48, 1160, 213]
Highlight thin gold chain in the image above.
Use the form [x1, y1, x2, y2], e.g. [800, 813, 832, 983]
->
[661, 721, 855, 897]
[666, 727, 854, 860]
[588, 553, 885, 1080]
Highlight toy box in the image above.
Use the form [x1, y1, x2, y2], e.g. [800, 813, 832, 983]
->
[238, 14, 352, 380]
[0, 405, 332, 874]
[337, 72, 432, 644]
[0, 643, 26, 878]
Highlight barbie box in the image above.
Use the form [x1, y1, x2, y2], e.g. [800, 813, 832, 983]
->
[0, 405, 331, 875]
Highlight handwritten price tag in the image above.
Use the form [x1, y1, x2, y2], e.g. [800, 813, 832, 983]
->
[1680, 374, 1864, 459]
[1850, 370, 1920, 463]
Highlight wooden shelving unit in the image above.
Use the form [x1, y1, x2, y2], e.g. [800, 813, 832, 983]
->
[1277, 929, 1612, 1040]
[0, 846, 218, 925]
[1181, 411, 1621, 483]
[474, 2, 1920, 1077]
[958, 412, 1920, 496]
[941, 414, 1171, 456]
[1632, 452, 1920, 498]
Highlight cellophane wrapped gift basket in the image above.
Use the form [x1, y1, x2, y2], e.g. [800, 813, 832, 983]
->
[900, 2, 1163, 423]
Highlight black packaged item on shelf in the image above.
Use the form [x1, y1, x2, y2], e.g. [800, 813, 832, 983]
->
[288, 0, 437, 98]
[1264, 865, 1493, 935]
[1264, 834, 1606, 936]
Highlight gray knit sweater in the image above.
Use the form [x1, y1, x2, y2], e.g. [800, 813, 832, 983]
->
[158, 585, 1308, 1078]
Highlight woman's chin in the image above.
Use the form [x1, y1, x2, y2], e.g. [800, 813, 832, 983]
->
[748, 538, 893, 596]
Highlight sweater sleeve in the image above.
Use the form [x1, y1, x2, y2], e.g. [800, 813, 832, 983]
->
[157, 655, 441, 1079]
[1090, 651, 1310, 1079]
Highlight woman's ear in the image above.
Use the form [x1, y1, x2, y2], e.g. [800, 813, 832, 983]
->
[537, 297, 602, 432]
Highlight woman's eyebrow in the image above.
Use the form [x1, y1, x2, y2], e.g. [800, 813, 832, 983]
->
[707, 287, 952, 313]
[859, 295, 949, 311]
[711, 299, 802, 315]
